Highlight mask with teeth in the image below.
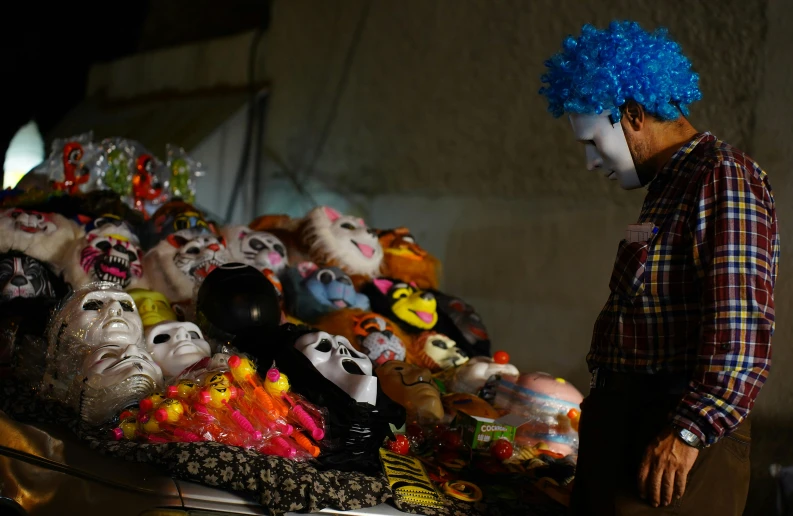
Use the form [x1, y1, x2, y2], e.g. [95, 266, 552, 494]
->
[301, 206, 383, 281]
[0, 208, 83, 270]
[64, 218, 144, 290]
[0, 252, 56, 301]
[43, 284, 146, 404]
[143, 230, 231, 302]
[282, 262, 371, 323]
[294, 331, 378, 405]
[221, 225, 289, 274]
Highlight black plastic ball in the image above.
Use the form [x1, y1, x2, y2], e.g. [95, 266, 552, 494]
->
[195, 263, 280, 335]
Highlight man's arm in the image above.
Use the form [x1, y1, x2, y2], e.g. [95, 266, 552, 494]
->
[672, 158, 777, 445]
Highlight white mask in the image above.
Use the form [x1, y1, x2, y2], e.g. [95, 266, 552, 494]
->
[295, 331, 378, 405]
[569, 111, 641, 190]
[222, 226, 288, 274]
[77, 342, 163, 425]
[62, 288, 144, 348]
[145, 321, 211, 378]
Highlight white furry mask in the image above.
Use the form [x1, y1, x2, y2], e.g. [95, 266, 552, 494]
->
[303, 206, 383, 278]
[143, 231, 231, 302]
[0, 208, 83, 271]
[221, 225, 288, 274]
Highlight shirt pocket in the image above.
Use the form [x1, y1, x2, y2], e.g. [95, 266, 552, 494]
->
[608, 239, 649, 299]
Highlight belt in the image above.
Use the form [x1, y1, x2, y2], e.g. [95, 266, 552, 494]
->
[590, 368, 691, 395]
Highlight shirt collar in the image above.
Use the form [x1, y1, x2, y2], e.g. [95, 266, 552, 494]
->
[647, 132, 714, 192]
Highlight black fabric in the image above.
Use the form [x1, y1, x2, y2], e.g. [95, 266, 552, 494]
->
[0, 378, 483, 516]
[429, 289, 491, 358]
[233, 324, 406, 474]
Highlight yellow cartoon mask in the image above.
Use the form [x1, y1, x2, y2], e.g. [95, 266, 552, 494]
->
[128, 288, 178, 327]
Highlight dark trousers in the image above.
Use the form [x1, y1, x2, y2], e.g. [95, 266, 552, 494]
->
[570, 388, 751, 515]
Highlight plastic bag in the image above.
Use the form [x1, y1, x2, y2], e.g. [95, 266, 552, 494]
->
[165, 144, 204, 204]
[41, 132, 100, 195]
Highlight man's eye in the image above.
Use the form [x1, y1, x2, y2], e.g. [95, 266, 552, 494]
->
[120, 301, 135, 312]
[82, 300, 104, 311]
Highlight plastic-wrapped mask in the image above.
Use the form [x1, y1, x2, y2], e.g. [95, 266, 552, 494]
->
[0, 208, 83, 269]
[221, 225, 288, 274]
[0, 252, 56, 301]
[302, 206, 383, 279]
[128, 289, 178, 327]
[294, 331, 378, 405]
[64, 223, 144, 290]
[78, 341, 163, 425]
[143, 232, 231, 302]
[145, 321, 211, 378]
[448, 356, 520, 395]
[43, 284, 147, 407]
[412, 332, 468, 372]
[375, 360, 443, 421]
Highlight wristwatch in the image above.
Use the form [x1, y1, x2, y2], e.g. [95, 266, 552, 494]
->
[672, 425, 704, 449]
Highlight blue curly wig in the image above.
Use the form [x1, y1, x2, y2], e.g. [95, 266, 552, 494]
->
[539, 21, 701, 121]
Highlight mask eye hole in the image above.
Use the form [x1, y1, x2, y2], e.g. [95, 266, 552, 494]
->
[338, 276, 352, 286]
[120, 301, 135, 312]
[431, 339, 448, 350]
[153, 334, 170, 344]
[393, 366, 403, 372]
[317, 270, 335, 284]
[82, 300, 104, 311]
[185, 246, 200, 255]
[188, 331, 200, 339]
[95, 241, 112, 251]
[315, 338, 333, 353]
[340, 222, 355, 230]
[248, 238, 266, 251]
[274, 244, 285, 256]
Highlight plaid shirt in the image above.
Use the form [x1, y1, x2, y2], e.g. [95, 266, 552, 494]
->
[589, 132, 779, 445]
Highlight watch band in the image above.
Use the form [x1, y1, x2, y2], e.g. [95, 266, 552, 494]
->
[672, 425, 703, 449]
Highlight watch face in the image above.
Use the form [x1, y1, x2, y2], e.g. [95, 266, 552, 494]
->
[678, 428, 700, 446]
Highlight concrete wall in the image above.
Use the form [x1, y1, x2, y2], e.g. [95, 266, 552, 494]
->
[240, 1, 788, 512]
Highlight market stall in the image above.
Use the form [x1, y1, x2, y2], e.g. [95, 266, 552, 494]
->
[0, 133, 580, 515]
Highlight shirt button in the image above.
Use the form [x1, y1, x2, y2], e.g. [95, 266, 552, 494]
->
[720, 343, 730, 351]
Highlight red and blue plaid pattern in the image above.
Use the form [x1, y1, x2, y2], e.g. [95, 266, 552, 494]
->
[589, 132, 779, 445]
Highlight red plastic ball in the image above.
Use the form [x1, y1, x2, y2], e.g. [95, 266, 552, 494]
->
[387, 434, 410, 455]
[493, 351, 510, 364]
[490, 438, 514, 461]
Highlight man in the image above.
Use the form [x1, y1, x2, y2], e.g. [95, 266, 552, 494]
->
[539, 21, 779, 515]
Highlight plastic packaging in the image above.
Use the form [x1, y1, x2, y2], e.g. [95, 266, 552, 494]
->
[42, 132, 100, 195]
[112, 354, 326, 461]
[165, 144, 204, 204]
[40, 282, 163, 425]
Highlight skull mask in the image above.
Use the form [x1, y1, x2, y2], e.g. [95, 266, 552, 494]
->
[294, 331, 378, 405]
[0, 253, 55, 301]
[78, 230, 144, 288]
[145, 321, 211, 378]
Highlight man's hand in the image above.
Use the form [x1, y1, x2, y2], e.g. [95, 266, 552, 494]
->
[637, 427, 699, 507]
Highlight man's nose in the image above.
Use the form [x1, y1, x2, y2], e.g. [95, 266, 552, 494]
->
[585, 144, 603, 171]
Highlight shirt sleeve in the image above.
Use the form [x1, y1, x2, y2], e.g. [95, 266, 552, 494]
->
[672, 158, 777, 445]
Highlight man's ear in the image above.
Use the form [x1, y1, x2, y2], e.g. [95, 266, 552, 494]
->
[621, 100, 645, 132]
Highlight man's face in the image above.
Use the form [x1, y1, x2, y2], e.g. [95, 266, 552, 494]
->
[569, 111, 641, 190]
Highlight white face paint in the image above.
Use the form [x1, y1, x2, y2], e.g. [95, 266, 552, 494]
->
[295, 331, 378, 406]
[569, 111, 641, 190]
[145, 321, 211, 378]
[64, 289, 145, 347]
[422, 334, 469, 370]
